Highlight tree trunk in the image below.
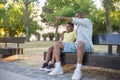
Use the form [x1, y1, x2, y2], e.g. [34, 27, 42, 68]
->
[24, 3, 30, 41]
[55, 22, 59, 41]
[117, 14, 120, 54]
[104, 0, 112, 33]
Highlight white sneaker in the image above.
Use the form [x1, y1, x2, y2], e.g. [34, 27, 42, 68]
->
[39, 67, 45, 71]
[48, 67, 63, 75]
[44, 67, 54, 72]
[72, 70, 82, 80]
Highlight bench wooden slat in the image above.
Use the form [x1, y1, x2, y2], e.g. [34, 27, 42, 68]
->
[44, 52, 120, 70]
[93, 34, 120, 54]
[0, 37, 26, 43]
[61, 52, 120, 70]
[93, 34, 120, 45]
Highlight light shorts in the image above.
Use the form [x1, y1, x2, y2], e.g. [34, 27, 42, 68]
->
[61, 42, 77, 53]
[61, 42, 92, 53]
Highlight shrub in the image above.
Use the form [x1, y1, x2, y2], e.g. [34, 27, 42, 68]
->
[48, 32, 55, 40]
[42, 33, 48, 41]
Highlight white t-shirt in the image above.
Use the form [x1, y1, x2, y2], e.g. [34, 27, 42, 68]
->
[72, 17, 93, 52]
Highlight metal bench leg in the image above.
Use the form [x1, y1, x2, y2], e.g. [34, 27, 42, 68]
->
[21, 48, 24, 54]
[108, 45, 112, 55]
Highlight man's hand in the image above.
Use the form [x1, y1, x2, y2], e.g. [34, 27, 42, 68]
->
[56, 16, 62, 22]
[56, 16, 72, 22]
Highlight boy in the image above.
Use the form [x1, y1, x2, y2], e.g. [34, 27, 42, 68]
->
[39, 22, 76, 71]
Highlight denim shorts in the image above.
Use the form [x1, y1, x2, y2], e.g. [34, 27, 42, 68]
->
[61, 42, 92, 53]
[61, 42, 77, 53]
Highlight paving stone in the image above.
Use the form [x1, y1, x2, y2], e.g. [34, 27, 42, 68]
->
[0, 60, 120, 80]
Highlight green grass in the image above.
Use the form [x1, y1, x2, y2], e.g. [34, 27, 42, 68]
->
[24, 41, 55, 48]
[23, 41, 55, 54]
[0, 41, 54, 48]
[0, 41, 55, 54]
[0, 41, 117, 54]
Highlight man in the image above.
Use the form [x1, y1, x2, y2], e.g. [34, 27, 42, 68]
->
[49, 12, 93, 80]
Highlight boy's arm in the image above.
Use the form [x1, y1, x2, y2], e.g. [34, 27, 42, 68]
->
[60, 31, 66, 41]
[73, 30, 77, 42]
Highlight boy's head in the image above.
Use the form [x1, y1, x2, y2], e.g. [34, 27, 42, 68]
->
[66, 22, 74, 32]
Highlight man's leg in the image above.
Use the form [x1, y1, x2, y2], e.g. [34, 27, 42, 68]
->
[49, 41, 64, 75]
[77, 41, 84, 63]
[72, 41, 84, 80]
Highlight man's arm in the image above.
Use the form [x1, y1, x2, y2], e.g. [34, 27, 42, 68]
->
[56, 16, 85, 26]
[56, 16, 72, 22]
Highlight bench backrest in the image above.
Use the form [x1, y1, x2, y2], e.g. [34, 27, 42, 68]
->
[92, 34, 120, 45]
[0, 37, 26, 47]
[92, 34, 120, 54]
[0, 37, 26, 43]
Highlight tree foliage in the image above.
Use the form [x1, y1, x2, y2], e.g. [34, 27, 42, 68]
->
[43, 0, 94, 22]
[90, 9, 106, 34]
[0, 0, 42, 37]
[42, 0, 120, 34]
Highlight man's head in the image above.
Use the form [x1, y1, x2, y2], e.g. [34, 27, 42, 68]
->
[66, 22, 74, 32]
[75, 11, 84, 18]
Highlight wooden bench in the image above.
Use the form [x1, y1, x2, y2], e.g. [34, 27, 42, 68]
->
[44, 34, 120, 70]
[0, 37, 26, 58]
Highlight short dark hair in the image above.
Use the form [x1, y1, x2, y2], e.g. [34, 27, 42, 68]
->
[78, 11, 84, 16]
[67, 22, 74, 27]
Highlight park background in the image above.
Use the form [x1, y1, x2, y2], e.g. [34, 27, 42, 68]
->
[0, 0, 120, 80]
[0, 0, 120, 51]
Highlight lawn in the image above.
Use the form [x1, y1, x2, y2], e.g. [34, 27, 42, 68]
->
[0, 40, 117, 54]
[1, 40, 117, 64]
[23, 41, 117, 54]
[23, 41, 55, 54]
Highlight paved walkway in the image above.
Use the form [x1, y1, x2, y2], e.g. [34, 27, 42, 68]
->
[0, 61, 105, 80]
[0, 61, 120, 80]
[0, 69, 36, 80]
[0, 61, 72, 80]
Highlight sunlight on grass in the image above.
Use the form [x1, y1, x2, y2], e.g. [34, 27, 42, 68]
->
[0, 41, 117, 54]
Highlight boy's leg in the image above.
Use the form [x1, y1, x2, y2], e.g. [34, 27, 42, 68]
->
[54, 42, 63, 62]
[49, 41, 64, 75]
[51, 50, 55, 64]
[39, 46, 54, 70]
[44, 50, 55, 72]
[45, 46, 54, 64]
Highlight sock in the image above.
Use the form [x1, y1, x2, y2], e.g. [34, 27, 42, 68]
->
[55, 62, 62, 68]
[75, 63, 82, 71]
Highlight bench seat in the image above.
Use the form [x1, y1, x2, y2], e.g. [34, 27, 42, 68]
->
[0, 37, 25, 58]
[0, 48, 23, 58]
[44, 52, 120, 70]
[61, 52, 120, 69]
